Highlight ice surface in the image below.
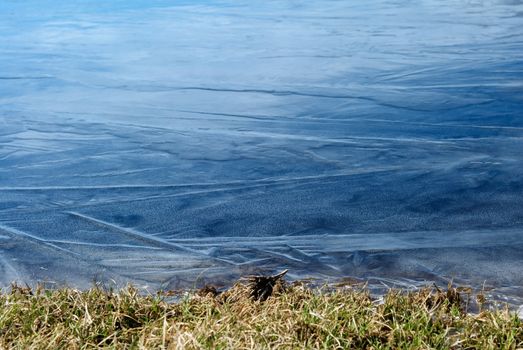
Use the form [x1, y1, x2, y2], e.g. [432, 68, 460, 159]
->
[0, 0, 522, 302]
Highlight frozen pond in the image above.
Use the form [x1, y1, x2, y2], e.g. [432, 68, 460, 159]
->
[1, 0, 522, 301]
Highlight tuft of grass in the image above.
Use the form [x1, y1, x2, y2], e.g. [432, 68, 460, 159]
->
[0, 281, 521, 349]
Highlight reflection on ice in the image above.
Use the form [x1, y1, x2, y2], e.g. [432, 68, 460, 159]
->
[0, 0, 522, 304]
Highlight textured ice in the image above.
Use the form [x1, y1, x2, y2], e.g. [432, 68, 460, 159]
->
[0, 0, 522, 302]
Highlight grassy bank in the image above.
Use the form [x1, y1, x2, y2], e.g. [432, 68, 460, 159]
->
[0, 280, 521, 349]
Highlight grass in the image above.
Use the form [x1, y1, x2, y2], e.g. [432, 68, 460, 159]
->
[0, 280, 521, 349]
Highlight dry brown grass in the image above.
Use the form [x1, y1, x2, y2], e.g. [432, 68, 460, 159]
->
[0, 280, 521, 349]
